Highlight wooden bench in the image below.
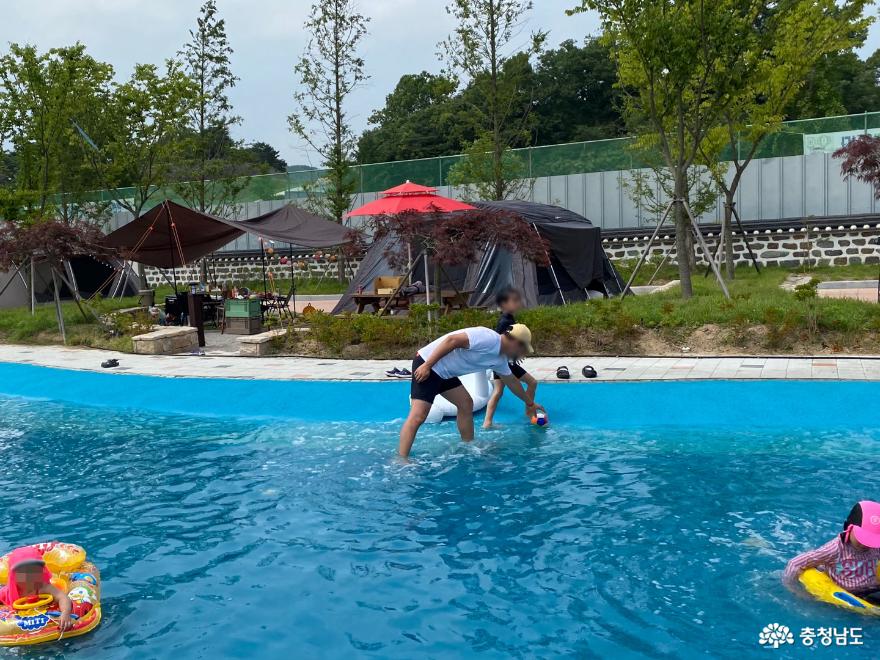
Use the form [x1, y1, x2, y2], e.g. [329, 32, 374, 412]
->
[237, 328, 288, 356]
[132, 326, 199, 355]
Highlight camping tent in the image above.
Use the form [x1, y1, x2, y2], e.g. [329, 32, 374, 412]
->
[102, 200, 352, 268]
[0, 256, 138, 310]
[102, 200, 244, 269]
[232, 204, 352, 247]
[333, 200, 623, 313]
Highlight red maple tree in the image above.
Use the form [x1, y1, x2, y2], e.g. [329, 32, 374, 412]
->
[834, 135, 880, 197]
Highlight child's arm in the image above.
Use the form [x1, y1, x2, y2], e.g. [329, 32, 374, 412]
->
[45, 584, 72, 631]
[783, 538, 839, 587]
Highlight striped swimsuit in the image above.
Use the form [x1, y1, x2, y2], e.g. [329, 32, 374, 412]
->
[784, 536, 880, 594]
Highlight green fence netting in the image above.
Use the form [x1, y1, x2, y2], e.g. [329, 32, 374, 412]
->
[84, 110, 880, 207]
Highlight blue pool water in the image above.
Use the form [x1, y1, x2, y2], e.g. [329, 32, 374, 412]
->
[0, 364, 879, 658]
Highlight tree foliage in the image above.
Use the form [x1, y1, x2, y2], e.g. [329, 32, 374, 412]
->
[834, 134, 880, 197]
[0, 43, 114, 223]
[698, 0, 871, 279]
[441, 0, 545, 200]
[572, 0, 770, 298]
[175, 0, 246, 217]
[290, 0, 369, 224]
[88, 61, 198, 219]
[365, 209, 550, 269]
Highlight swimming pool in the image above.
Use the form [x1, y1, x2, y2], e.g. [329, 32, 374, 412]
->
[0, 364, 878, 658]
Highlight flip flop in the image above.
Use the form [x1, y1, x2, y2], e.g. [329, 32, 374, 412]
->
[582, 365, 597, 379]
[101, 359, 119, 369]
[556, 366, 570, 380]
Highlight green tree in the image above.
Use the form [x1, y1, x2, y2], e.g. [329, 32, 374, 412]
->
[701, 0, 871, 279]
[175, 0, 246, 217]
[531, 38, 623, 145]
[245, 142, 287, 173]
[441, 0, 545, 200]
[86, 61, 197, 221]
[289, 0, 369, 228]
[357, 72, 473, 165]
[0, 43, 114, 222]
[571, 0, 764, 298]
[787, 47, 880, 118]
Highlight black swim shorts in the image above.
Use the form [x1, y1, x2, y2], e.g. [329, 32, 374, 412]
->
[410, 355, 463, 403]
[493, 362, 527, 380]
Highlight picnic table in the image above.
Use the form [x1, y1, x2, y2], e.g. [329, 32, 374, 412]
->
[352, 289, 473, 315]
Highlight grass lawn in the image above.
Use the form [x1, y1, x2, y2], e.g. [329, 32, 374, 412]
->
[0, 296, 143, 351]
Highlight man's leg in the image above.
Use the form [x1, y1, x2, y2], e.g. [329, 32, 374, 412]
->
[482, 379, 504, 428]
[399, 399, 432, 458]
[440, 385, 474, 442]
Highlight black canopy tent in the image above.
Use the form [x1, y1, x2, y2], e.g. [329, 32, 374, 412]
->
[333, 200, 623, 313]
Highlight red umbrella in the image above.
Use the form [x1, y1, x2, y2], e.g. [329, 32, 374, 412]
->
[346, 180, 475, 217]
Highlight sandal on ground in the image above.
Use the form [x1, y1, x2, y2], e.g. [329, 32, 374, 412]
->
[385, 367, 401, 378]
[582, 365, 597, 379]
[396, 368, 412, 379]
[101, 359, 119, 369]
[556, 366, 570, 380]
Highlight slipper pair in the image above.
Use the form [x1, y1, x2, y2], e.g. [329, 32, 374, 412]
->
[101, 359, 119, 369]
[556, 365, 597, 380]
[385, 367, 412, 379]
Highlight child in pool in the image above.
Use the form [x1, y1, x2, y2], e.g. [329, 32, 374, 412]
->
[0, 547, 72, 631]
[784, 501, 880, 596]
[482, 288, 538, 428]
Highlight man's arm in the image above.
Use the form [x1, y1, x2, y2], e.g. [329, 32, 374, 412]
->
[413, 333, 469, 382]
[499, 373, 543, 411]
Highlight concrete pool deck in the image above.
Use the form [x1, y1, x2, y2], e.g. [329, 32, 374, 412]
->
[1, 344, 880, 381]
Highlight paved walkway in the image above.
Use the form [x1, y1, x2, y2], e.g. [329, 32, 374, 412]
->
[1, 345, 879, 381]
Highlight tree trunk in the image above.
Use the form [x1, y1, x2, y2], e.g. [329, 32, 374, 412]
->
[673, 172, 693, 298]
[723, 195, 736, 280]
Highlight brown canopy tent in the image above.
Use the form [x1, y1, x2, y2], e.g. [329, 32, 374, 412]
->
[103, 200, 353, 268]
[102, 200, 244, 270]
[102, 199, 354, 294]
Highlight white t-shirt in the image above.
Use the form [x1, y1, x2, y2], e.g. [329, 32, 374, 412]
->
[417, 327, 512, 379]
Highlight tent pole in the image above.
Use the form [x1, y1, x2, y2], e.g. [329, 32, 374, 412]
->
[166, 204, 178, 295]
[532, 224, 567, 305]
[29, 258, 35, 315]
[50, 268, 66, 344]
[289, 245, 297, 319]
[260, 238, 268, 295]
[423, 252, 432, 322]
[621, 200, 674, 298]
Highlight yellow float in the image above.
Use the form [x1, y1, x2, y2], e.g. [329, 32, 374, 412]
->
[0, 542, 101, 646]
[799, 568, 880, 616]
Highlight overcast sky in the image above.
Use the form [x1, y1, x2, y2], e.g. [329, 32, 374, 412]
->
[3, 0, 879, 167]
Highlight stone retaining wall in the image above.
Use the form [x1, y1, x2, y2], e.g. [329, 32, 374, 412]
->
[602, 223, 880, 268]
[145, 253, 361, 286]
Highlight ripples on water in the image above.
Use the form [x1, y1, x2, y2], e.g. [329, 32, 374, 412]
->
[0, 396, 877, 659]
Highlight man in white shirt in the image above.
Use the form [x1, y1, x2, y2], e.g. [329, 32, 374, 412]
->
[399, 324, 544, 458]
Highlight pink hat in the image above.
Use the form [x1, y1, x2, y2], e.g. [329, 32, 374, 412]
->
[844, 501, 880, 549]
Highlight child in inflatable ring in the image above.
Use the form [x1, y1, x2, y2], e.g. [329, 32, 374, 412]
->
[784, 501, 880, 599]
[0, 547, 72, 631]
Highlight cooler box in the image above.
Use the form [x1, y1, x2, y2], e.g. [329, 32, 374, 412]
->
[225, 298, 261, 318]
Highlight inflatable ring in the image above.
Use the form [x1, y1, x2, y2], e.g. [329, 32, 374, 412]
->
[799, 568, 880, 616]
[0, 542, 101, 646]
[13, 595, 53, 611]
